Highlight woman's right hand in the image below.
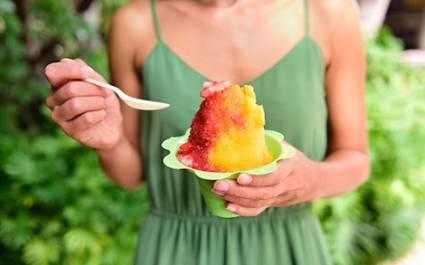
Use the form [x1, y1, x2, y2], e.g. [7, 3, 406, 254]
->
[44, 58, 124, 151]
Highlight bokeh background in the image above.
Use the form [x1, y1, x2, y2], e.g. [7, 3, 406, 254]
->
[1, 0, 425, 265]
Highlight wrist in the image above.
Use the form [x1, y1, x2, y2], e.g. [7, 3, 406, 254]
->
[309, 160, 324, 201]
[95, 133, 128, 158]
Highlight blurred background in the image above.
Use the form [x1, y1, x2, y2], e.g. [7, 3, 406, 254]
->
[1, 0, 425, 265]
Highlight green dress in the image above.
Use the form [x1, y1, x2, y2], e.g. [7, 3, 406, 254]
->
[135, 0, 332, 264]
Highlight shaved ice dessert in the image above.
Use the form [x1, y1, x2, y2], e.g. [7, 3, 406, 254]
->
[177, 81, 273, 172]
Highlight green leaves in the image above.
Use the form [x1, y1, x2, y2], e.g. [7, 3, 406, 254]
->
[4, 151, 37, 183]
[0, 129, 148, 264]
[0, 215, 33, 249]
[1, 0, 424, 264]
[381, 207, 422, 258]
[0, 2, 145, 264]
[64, 228, 101, 255]
[23, 239, 59, 265]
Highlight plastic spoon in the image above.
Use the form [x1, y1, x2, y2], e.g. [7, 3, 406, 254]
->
[85, 78, 170, 111]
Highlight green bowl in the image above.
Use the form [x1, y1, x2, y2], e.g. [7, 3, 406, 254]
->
[161, 130, 296, 218]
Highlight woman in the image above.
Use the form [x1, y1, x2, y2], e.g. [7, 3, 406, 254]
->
[44, 0, 369, 264]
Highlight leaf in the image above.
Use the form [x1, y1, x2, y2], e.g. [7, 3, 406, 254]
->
[380, 207, 422, 258]
[3, 151, 37, 183]
[0, 215, 33, 248]
[64, 228, 101, 255]
[23, 238, 59, 265]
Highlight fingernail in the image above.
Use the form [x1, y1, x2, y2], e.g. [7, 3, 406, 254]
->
[226, 205, 236, 212]
[203, 81, 213, 88]
[213, 181, 229, 192]
[212, 189, 225, 196]
[81, 66, 94, 77]
[61, 58, 74, 63]
[237, 174, 252, 185]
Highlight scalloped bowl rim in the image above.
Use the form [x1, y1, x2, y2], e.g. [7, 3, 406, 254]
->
[161, 130, 296, 180]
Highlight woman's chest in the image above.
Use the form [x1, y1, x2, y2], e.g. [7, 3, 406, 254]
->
[138, 0, 328, 84]
[162, 27, 304, 83]
[143, 51, 326, 137]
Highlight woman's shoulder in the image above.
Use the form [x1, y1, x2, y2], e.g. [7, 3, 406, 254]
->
[111, 0, 152, 34]
[312, 0, 360, 25]
[110, 0, 157, 47]
[109, 0, 157, 65]
[309, 0, 363, 66]
[311, 0, 362, 42]
[313, 0, 359, 14]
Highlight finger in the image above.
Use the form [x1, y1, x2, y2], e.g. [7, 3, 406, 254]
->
[236, 173, 280, 187]
[61, 109, 106, 133]
[72, 58, 106, 82]
[213, 180, 282, 200]
[61, 58, 75, 64]
[237, 159, 294, 187]
[47, 81, 108, 108]
[45, 58, 105, 89]
[61, 58, 86, 67]
[52, 96, 106, 121]
[226, 204, 266, 217]
[46, 96, 54, 110]
[223, 194, 273, 208]
[44, 61, 89, 88]
[74, 58, 87, 65]
[272, 192, 301, 208]
[74, 58, 114, 96]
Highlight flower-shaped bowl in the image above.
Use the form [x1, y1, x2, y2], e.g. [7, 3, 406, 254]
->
[162, 130, 296, 218]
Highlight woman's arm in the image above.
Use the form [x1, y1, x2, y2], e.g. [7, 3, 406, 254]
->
[44, 56, 142, 189]
[312, 0, 369, 198]
[96, 7, 145, 189]
[211, 0, 369, 216]
[45, 4, 151, 189]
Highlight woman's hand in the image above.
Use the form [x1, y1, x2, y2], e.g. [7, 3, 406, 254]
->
[44, 58, 124, 151]
[212, 147, 320, 216]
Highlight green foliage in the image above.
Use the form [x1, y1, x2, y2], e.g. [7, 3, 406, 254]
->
[0, 127, 148, 265]
[315, 28, 425, 265]
[0, 124, 148, 265]
[0, 1, 146, 265]
[1, 0, 424, 264]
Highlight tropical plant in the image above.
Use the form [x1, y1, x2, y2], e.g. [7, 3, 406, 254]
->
[1, 0, 425, 264]
[0, 1, 148, 265]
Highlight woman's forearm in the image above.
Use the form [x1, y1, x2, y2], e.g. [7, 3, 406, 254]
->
[96, 136, 143, 189]
[313, 150, 370, 199]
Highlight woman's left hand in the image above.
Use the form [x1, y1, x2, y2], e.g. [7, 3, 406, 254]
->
[212, 147, 320, 216]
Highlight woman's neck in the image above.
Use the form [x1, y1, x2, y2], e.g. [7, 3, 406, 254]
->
[196, 0, 239, 7]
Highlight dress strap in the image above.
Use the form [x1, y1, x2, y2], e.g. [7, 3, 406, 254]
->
[150, 0, 162, 41]
[303, 0, 310, 36]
